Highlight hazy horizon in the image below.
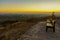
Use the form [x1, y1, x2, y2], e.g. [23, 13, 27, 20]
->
[0, 13, 60, 17]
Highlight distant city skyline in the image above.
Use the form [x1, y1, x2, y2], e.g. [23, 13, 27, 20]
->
[0, 0, 60, 13]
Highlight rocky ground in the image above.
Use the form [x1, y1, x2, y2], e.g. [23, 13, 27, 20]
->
[17, 22, 60, 40]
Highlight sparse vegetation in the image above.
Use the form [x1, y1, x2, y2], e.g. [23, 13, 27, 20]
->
[0, 16, 42, 40]
[0, 14, 60, 40]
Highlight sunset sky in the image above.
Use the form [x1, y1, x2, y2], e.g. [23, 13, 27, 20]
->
[0, 0, 60, 13]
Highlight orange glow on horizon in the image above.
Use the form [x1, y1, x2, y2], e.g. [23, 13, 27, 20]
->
[0, 10, 60, 13]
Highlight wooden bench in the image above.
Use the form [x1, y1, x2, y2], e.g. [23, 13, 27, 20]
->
[46, 20, 55, 32]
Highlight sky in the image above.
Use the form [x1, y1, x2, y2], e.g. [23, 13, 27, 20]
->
[0, 0, 60, 13]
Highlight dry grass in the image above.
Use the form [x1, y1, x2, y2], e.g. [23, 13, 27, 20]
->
[0, 16, 58, 40]
[0, 21, 37, 40]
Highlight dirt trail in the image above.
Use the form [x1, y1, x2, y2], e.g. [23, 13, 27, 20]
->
[18, 22, 60, 40]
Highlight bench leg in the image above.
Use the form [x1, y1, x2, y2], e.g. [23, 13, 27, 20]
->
[46, 26, 55, 32]
[53, 27, 55, 32]
[46, 26, 48, 32]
